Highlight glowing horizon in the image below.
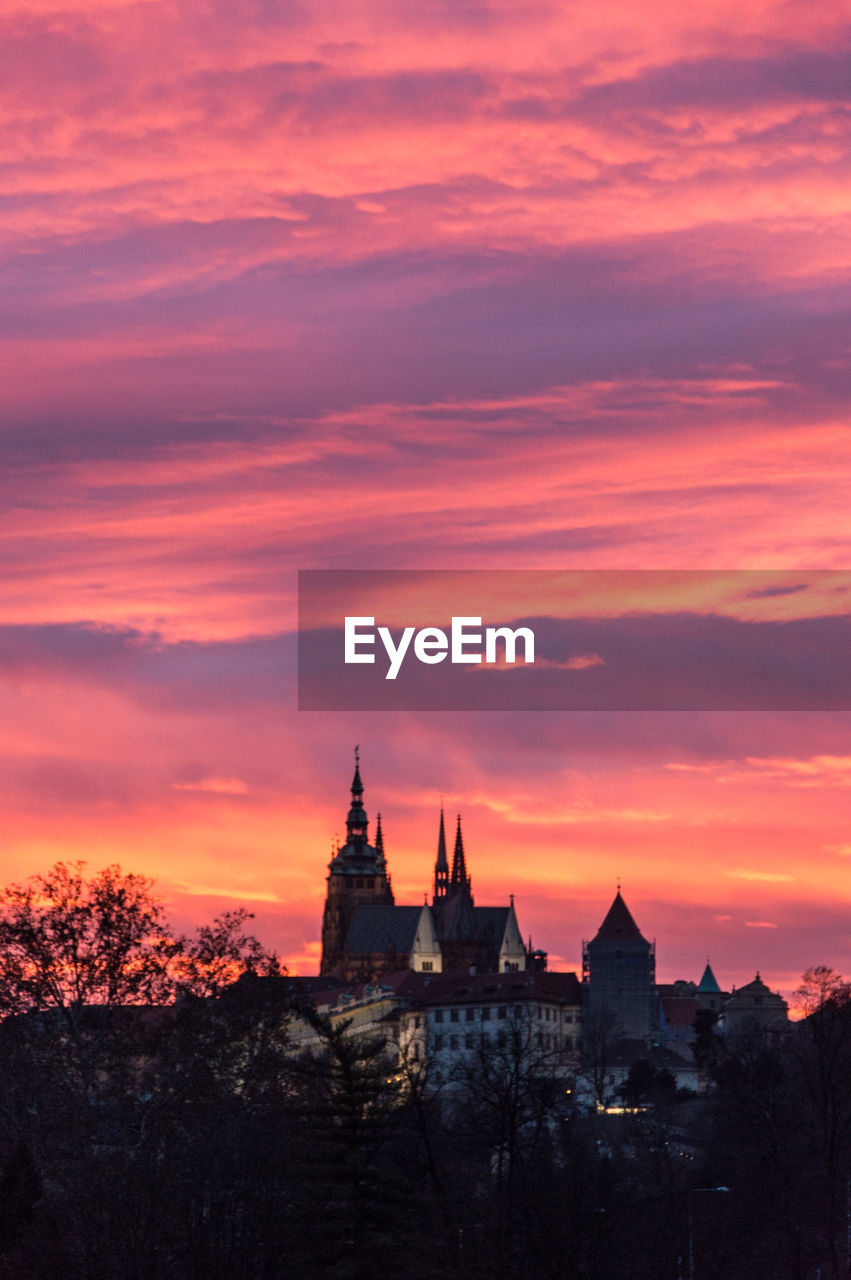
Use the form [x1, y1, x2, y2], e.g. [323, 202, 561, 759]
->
[1, 0, 849, 1006]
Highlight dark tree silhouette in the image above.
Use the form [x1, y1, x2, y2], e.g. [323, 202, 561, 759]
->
[0, 861, 178, 1027]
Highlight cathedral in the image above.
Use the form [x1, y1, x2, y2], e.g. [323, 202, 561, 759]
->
[317, 753, 789, 1083]
[319, 754, 527, 981]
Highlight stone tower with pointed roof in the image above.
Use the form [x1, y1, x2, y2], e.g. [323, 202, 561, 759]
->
[320, 751, 395, 978]
[696, 960, 724, 1013]
[582, 888, 657, 1039]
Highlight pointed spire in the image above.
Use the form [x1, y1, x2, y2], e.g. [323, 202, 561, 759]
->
[351, 744, 363, 797]
[593, 888, 647, 944]
[344, 747, 367, 848]
[451, 814, 469, 888]
[433, 806, 449, 902]
[698, 961, 721, 993]
[436, 807, 448, 870]
[375, 812, 384, 857]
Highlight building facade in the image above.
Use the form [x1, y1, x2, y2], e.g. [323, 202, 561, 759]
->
[320, 757, 527, 981]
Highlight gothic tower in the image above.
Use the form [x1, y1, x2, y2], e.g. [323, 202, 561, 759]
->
[432, 806, 449, 905]
[320, 750, 394, 978]
[582, 888, 657, 1040]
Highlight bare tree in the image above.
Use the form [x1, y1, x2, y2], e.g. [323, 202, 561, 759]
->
[579, 1005, 622, 1109]
[179, 908, 282, 997]
[794, 966, 851, 1280]
[451, 1007, 572, 1190]
[0, 861, 179, 1034]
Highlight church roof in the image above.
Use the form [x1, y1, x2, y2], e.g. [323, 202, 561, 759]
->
[345, 905, 425, 954]
[735, 971, 770, 996]
[473, 906, 512, 944]
[659, 995, 699, 1028]
[410, 969, 582, 1009]
[698, 962, 721, 993]
[440, 889, 477, 941]
[592, 890, 648, 945]
[726, 972, 787, 1008]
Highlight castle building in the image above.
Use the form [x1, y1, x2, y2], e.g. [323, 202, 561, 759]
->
[319, 753, 396, 979]
[582, 888, 657, 1040]
[399, 969, 582, 1078]
[320, 756, 527, 981]
[720, 972, 789, 1036]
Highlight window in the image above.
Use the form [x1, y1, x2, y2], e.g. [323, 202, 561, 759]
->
[421, 961, 433, 972]
[414, 1016, 421, 1029]
[356, 878, 364, 888]
[435, 1010, 444, 1024]
[465, 1034, 474, 1050]
[466, 1008, 475, 1022]
[450, 1035, 459, 1051]
[481, 1008, 490, 1021]
[498, 1007, 507, 1020]
[450, 1009, 459, 1023]
[504, 960, 519, 972]
[435, 1035, 444, 1050]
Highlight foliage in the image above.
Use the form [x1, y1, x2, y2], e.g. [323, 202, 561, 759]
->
[178, 907, 283, 997]
[579, 1004, 622, 1108]
[617, 1058, 677, 1108]
[0, 861, 178, 1027]
[0, 878, 849, 1280]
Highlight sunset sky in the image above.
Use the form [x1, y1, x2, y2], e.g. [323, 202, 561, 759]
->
[2, 0, 850, 1004]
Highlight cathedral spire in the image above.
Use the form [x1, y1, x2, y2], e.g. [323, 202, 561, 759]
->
[451, 814, 469, 890]
[433, 806, 449, 902]
[345, 746, 367, 848]
[375, 812, 386, 868]
[351, 744, 363, 797]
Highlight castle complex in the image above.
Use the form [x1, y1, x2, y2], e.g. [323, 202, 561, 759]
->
[316, 754, 788, 1093]
[320, 752, 526, 981]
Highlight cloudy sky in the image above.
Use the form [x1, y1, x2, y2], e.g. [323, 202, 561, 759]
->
[2, 0, 850, 1001]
